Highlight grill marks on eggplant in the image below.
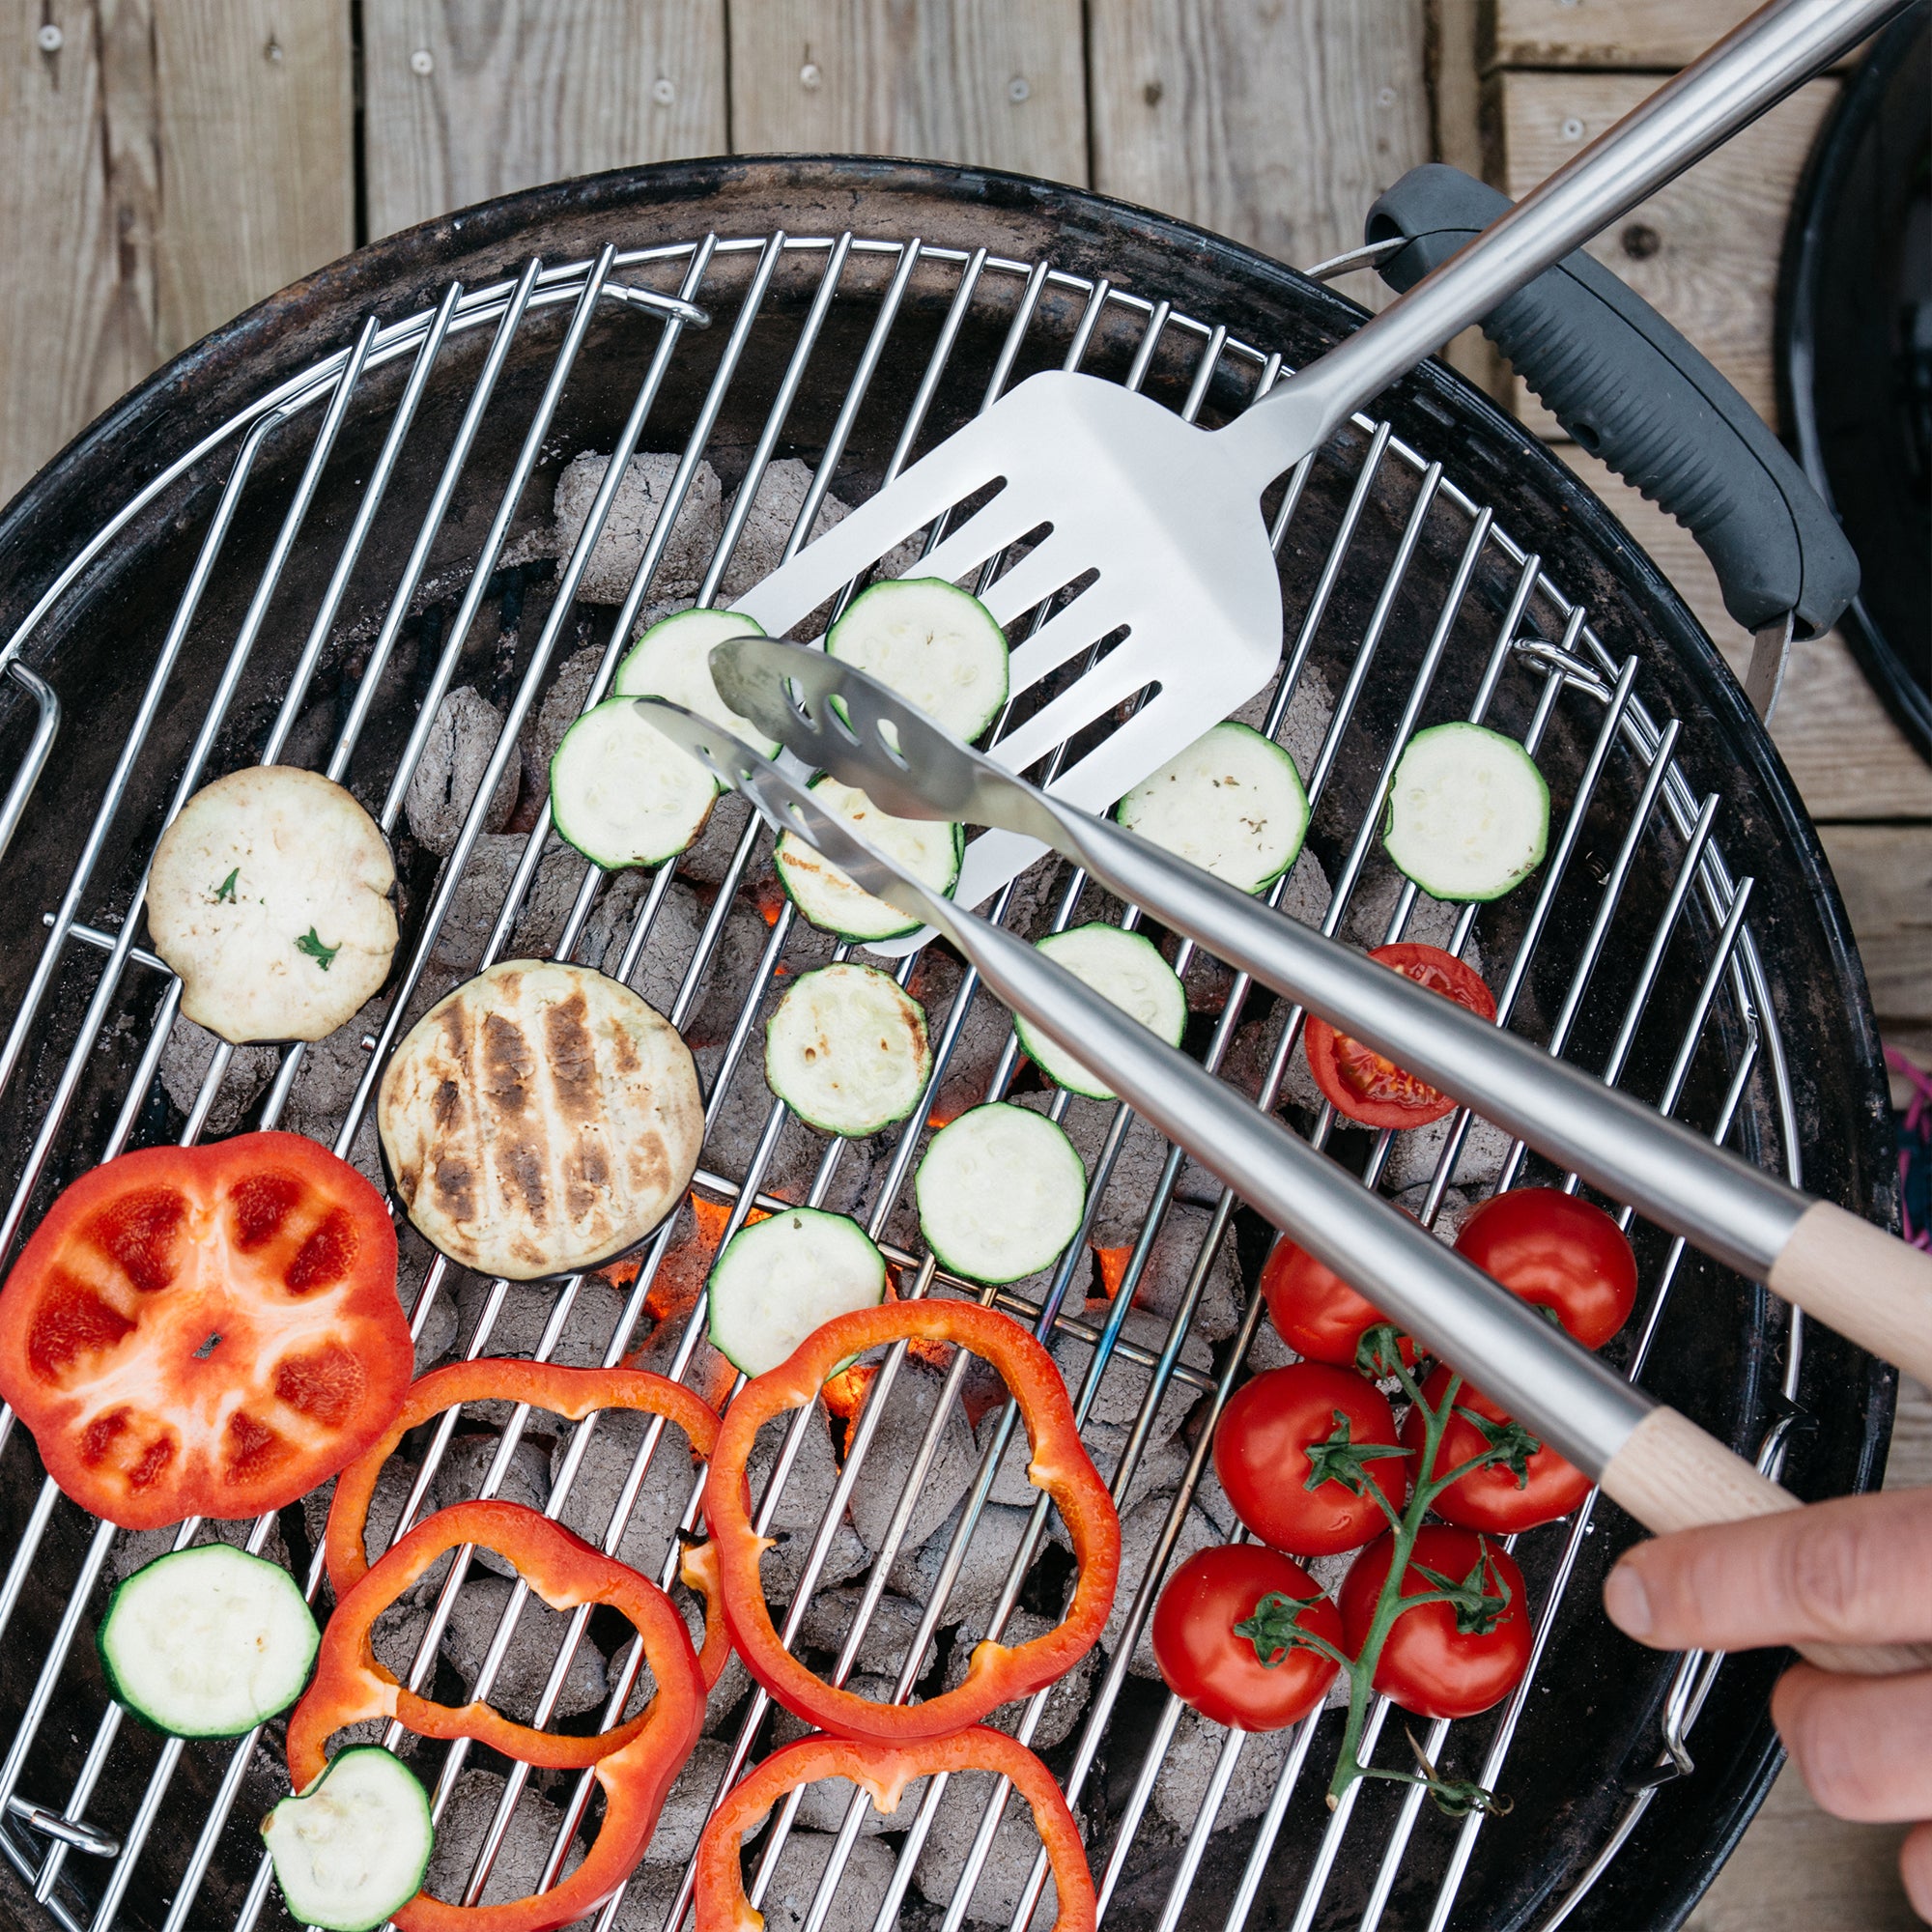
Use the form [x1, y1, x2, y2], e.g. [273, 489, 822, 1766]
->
[381, 961, 701, 1280]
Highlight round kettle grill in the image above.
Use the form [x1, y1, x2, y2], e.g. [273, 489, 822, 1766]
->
[0, 160, 1898, 1932]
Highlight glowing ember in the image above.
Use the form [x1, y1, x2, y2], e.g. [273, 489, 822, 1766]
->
[821, 1363, 877, 1421]
[1094, 1245, 1133, 1300]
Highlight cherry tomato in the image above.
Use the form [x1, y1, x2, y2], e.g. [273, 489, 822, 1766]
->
[1212, 1363, 1409, 1557]
[1302, 944, 1497, 1129]
[1338, 1525, 1531, 1719]
[1152, 1544, 1345, 1731]
[1260, 1234, 1418, 1372]
[1453, 1187, 1637, 1348]
[1402, 1365, 1592, 1532]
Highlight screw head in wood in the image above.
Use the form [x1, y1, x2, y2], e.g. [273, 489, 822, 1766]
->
[653, 76, 676, 105]
[1560, 115, 1585, 141]
[411, 47, 435, 76]
[1377, 85, 1397, 108]
[1009, 75, 1031, 102]
[36, 23, 62, 53]
[800, 61, 822, 89]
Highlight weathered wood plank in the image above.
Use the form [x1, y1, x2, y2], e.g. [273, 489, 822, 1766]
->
[727, 0, 1086, 186]
[1089, 0, 1431, 311]
[1490, 0, 1760, 71]
[363, 1, 726, 241]
[1818, 823, 1932, 1046]
[151, 0, 353, 358]
[0, 3, 124, 501]
[1554, 444, 1932, 824]
[1495, 72, 1834, 431]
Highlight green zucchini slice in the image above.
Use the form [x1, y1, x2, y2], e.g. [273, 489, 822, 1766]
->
[766, 962, 932, 1137]
[1115, 720, 1309, 894]
[916, 1103, 1088, 1285]
[1013, 923, 1187, 1100]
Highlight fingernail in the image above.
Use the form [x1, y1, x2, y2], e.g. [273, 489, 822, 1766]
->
[1605, 1564, 1652, 1636]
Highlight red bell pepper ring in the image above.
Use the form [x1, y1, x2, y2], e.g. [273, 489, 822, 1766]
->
[324, 1357, 733, 1687]
[0, 1133, 411, 1529]
[696, 1727, 1095, 1932]
[288, 1505, 703, 1932]
[701, 1299, 1121, 1742]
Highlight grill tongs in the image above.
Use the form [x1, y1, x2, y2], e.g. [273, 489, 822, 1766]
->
[634, 656, 1929, 1680]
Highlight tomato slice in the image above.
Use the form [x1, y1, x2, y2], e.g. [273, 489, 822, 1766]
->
[1339, 1525, 1530, 1719]
[0, 1132, 412, 1529]
[1302, 943, 1496, 1130]
[1406, 1366, 1592, 1533]
[1152, 1544, 1344, 1731]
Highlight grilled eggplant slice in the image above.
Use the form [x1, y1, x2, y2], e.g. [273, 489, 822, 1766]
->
[145, 766, 398, 1043]
[379, 959, 701, 1280]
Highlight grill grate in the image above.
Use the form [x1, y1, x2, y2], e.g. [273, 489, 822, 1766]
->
[0, 228, 1804, 1932]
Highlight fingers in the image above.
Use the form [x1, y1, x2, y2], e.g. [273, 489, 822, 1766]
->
[1602, 1488, 1932, 1653]
[1902, 1821, 1932, 1922]
[1769, 1662, 1932, 1823]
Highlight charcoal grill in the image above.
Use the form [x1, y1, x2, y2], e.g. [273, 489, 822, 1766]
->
[0, 159, 1898, 1932]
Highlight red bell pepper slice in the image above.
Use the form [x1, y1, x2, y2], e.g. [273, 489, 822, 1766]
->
[288, 1504, 703, 1932]
[0, 1132, 411, 1529]
[325, 1356, 734, 1686]
[701, 1298, 1120, 1742]
[695, 1727, 1095, 1932]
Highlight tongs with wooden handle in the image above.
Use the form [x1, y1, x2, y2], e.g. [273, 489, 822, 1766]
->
[706, 635, 1932, 1398]
[636, 686, 1929, 1677]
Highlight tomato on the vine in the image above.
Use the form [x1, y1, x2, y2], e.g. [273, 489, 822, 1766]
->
[1302, 944, 1496, 1130]
[1212, 1363, 1409, 1557]
[1453, 1187, 1636, 1348]
[1260, 1234, 1417, 1372]
[1152, 1544, 1344, 1731]
[1403, 1366, 1592, 1532]
[1338, 1525, 1531, 1719]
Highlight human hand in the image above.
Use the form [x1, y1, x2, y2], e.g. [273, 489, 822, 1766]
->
[1604, 1485, 1932, 1918]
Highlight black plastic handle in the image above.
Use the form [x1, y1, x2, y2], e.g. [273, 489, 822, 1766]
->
[1366, 162, 1859, 639]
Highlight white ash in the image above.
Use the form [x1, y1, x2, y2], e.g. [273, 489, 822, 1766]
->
[1099, 1496, 1221, 1678]
[1109, 1200, 1244, 1343]
[404, 687, 520, 855]
[406, 1236, 460, 1374]
[754, 1830, 896, 1932]
[681, 886, 783, 1050]
[552, 451, 722, 605]
[913, 1771, 1067, 1930]
[639, 1736, 734, 1863]
[1274, 660, 1336, 786]
[423, 1769, 583, 1909]
[845, 1360, 979, 1553]
[425, 829, 585, 979]
[1244, 1318, 1296, 1373]
[942, 1606, 1097, 1750]
[157, 1015, 280, 1137]
[922, 978, 1020, 1127]
[572, 867, 652, 980]
[741, 1399, 872, 1600]
[364, 1597, 434, 1704]
[1152, 1707, 1302, 1833]
[1188, 1461, 1240, 1538]
[697, 1050, 839, 1208]
[796, 1587, 938, 1683]
[452, 1269, 631, 1369]
[276, 992, 385, 1148]
[106, 1514, 286, 1588]
[438, 1573, 607, 1719]
[1393, 1180, 1474, 1242]
[608, 1862, 688, 1931]
[887, 1496, 1035, 1630]
[677, 785, 759, 889]
[1051, 1307, 1209, 1443]
[433, 1433, 554, 1577]
[717, 459, 850, 602]
[548, 1406, 699, 1579]
[521, 643, 603, 811]
[606, 875, 704, 1016]
[1337, 862, 1485, 959]
[770, 1676, 928, 1833]
[303, 1458, 450, 1603]
[1380, 1109, 1513, 1193]
[1080, 1421, 1193, 1522]
[1072, 1110, 1180, 1249]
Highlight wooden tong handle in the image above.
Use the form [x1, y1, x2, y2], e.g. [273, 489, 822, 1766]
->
[1602, 1406, 1932, 1676]
[1771, 1201, 1932, 1387]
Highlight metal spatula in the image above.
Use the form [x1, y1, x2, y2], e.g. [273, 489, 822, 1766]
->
[706, 633, 1932, 1393]
[633, 689, 1926, 1676]
[730, 0, 1891, 950]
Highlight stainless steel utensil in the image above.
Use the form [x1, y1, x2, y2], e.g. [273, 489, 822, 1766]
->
[636, 691, 1927, 1678]
[709, 633, 1932, 1389]
[732, 0, 1905, 950]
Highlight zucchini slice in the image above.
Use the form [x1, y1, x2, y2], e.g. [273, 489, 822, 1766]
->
[707, 1207, 889, 1376]
[1115, 721, 1309, 894]
[826, 577, 1010, 743]
[99, 1545, 318, 1738]
[766, 962, 932, 1138]
[551, 696, 718, 868]
[916, 1103, 1088, 1285]
[1013, 923, 1187, 1100]
[611, 606, 778, 755]
[1382, 722, 1549, 903]
[775, 776, 963, 945]
[262, 1746, 434, 1932]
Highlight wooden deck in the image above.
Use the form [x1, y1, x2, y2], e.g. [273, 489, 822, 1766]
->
[0, 3, 1926, 1924]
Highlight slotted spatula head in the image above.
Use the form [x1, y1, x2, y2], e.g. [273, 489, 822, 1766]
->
[729, 369, 1291, 944]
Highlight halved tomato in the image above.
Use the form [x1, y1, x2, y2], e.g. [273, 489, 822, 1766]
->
[1302, 943, 1496, 1130]
[0, 1132, 411, 1529]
